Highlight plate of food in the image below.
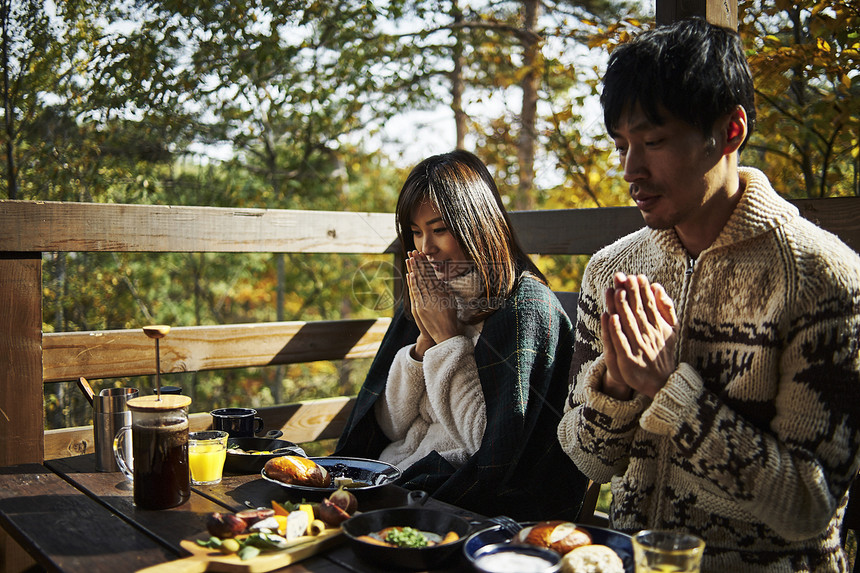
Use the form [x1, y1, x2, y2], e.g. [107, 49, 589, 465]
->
[463, 520, 634, 573]
[341, 506, 470, 570]
[138, 492, 356, 573]
[225, 437, 307, 474]
[261, 455, 402, 494]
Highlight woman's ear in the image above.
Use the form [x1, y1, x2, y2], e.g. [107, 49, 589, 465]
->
[722, 106, 748, 155]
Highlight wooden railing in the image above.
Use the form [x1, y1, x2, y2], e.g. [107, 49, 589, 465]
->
[3, 197, 860, 466]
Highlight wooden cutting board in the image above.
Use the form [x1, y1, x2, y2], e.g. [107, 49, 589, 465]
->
[136, 527, 344, 573]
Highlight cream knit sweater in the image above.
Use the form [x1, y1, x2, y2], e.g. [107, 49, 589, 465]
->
[375, 270, 487, 470]
[558, 168, 860, 572]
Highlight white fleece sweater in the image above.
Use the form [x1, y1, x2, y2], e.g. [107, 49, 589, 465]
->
[374, 270, 488, 469]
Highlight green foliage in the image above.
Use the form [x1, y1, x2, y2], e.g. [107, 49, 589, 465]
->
[740, 0, 860, 198]
[6, 0, 857, 432]
[535, 254, 591, 293]
[38, 148, 402, 428]
[597, 482, 612, 515]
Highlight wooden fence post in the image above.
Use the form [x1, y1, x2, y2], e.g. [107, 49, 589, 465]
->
[656, 0, 738, 30]
[0, 254, 44, 466]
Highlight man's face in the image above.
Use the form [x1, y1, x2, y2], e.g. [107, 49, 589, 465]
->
[611, 105, 723, 235]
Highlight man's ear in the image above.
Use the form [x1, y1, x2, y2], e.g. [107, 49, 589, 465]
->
[722, 106, 748, 155]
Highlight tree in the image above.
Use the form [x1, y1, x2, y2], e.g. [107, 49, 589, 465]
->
[2, 0, 61, 199]
[20, 0, 860, 428]
[740, 0, 860, 198]
[364, 0, 634, 210]
[1, 0, 205, 202]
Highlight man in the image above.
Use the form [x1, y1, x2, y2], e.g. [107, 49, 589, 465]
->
[557, 17, 860, 572]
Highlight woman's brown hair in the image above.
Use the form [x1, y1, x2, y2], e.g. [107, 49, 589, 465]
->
[395, 150, 545, 323]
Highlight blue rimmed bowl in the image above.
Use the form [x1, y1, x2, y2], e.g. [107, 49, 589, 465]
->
[463, 522, 634, 573]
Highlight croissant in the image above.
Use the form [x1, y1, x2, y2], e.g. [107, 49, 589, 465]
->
[264, 455, 331, 488]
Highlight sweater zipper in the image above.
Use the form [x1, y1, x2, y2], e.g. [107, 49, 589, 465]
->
[652, 251, 696, 529]
[678, 250, 696, 357]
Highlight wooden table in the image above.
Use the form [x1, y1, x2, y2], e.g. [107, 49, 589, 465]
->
[0, 455, 483, 573]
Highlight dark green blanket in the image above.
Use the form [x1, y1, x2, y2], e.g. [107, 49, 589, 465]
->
[335, 275, 587, 521]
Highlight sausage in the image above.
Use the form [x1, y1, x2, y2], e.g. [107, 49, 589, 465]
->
[357, 535, 392, 546]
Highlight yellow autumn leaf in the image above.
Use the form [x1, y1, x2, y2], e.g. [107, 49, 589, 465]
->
[817, 37, 831, 53]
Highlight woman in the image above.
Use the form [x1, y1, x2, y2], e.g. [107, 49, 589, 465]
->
[336, 150, 587, 520]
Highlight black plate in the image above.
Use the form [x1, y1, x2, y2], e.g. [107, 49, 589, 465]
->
[342, 507, 471, 570]
[260, 456, 402, 493]
[463, 522, 634, 573]
[224, 436, 306, 474]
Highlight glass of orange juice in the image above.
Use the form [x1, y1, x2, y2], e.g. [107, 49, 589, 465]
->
[188, 430, 228, 485]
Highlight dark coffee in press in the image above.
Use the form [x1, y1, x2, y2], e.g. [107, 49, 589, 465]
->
[132, 417, 190, 510]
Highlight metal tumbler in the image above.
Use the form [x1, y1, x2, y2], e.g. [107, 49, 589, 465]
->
[94, 387, 139, 472]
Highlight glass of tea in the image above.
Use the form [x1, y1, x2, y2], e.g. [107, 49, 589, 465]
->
[188, 430, 228, 485]
[632, 530, 705, 573]
[113, 394, 192, 510]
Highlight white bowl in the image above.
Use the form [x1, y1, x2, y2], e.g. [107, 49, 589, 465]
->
[472, 542, 561, 573]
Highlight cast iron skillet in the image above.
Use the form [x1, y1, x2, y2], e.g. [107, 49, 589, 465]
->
[224, 434, 306, 474]
[341, 492, 472, 571]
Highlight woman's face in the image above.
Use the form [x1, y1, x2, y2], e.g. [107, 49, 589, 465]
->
[409, 201, 471, 280]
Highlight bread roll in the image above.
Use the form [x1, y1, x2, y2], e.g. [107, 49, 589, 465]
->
[560, 544, 624, 573]
[264, 455, 331, 488]
[514, 520, 592, 555]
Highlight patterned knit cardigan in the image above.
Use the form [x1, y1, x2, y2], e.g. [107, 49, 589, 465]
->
[337, 274, 588, 521]
[557, 168, 860, 572]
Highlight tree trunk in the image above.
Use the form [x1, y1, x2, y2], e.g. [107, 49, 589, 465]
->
[516, 0, 541, 210]
[2, 0, 17, 199]
[787, 8, 816, 198]
[854, 151, 859, 197]
[274, 253, 285, 404]
[451, 0, 467, 149]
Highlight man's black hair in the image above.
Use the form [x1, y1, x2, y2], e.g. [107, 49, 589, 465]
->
[601, 17, 756, 150]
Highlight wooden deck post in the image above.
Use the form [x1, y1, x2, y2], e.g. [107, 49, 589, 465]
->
[656, 0, 738, 30]
[0, 253, 44, 466]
